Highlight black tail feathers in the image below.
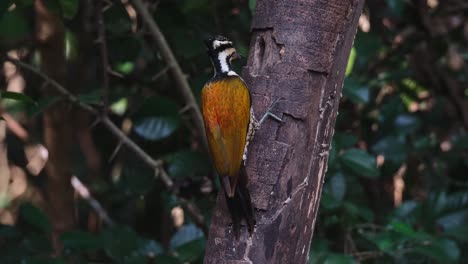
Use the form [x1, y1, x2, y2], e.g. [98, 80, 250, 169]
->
[223, 165, 255, 238]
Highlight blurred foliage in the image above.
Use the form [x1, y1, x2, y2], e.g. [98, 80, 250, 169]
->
[0, 0, 467, 263]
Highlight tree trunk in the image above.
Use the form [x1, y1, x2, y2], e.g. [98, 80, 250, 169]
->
[204, 1, 364, 263]
[35, 0, 75, 233]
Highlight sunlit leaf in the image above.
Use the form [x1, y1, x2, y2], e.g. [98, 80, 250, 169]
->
[345, 47, 356, 76]
[116, 61, 134, 75]
[110, 97, 128, 115]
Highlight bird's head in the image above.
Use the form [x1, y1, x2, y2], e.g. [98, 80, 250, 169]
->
[204, 35, 242, 63]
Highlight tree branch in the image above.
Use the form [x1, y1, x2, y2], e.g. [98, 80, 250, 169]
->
[71, 176, 115, 226]
[129, 0, 208, 152]
[96, 0, 110, 112]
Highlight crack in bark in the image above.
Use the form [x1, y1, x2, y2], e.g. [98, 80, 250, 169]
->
[265, 175, 309, 225]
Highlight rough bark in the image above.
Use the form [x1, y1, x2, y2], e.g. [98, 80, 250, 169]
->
[204, 1, 364, 263]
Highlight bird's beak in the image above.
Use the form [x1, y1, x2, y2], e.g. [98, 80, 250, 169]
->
[231, 51, 243, 61]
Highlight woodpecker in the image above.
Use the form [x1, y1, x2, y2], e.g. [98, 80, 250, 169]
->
[201, 36, 256, 237]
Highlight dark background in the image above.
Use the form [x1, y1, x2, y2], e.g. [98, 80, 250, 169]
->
[0, 0, 467, 263]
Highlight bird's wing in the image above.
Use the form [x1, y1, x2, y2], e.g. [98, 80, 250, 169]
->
[201, 76, 251, 196]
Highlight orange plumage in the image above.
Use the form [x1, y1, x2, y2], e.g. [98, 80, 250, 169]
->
[202, 76, 250, 195]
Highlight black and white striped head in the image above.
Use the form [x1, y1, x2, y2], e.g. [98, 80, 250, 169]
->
[204, 35, 241, 76]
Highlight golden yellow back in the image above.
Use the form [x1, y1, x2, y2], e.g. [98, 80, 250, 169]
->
[201, 76, 250, 180]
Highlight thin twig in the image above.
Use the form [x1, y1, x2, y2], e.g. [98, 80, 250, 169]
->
[129, 0, 208, 152]
[71, 176, 115, 226]
[151, 63, 173, 81]
[180, 197, 208, 237]
[100, 116, 173, 188]
[3, 56, 97, 115]
[96, 0, 110, 113]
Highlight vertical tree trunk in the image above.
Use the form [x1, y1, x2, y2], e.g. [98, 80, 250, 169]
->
[35, 0, 75, 233]
[204, 1, 364, 263]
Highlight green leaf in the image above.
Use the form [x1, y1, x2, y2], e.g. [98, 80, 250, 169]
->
[108, 37, 141, 64]
[104, 3, 131, 34]
[175, 238, 205, 262]
[343, 78, 369, 104]
[320, 193, 341, 210]
[118, 159, 154, 195]
[343, 202, 374, 221]
[134, 96, 179, 119]
[137, 240, 164, 258]
[329, 172, 346, 202]
[133, 96, 181, 141]
[0, 9, 30, 42]
[394, 114, 421, 134]
[77, 89, 102, 104]
[372, 135, 407, 164]
[412, 238, 460, 263]
[134, 116, 180, 141]
[21, 256, 65, 264]
[249, 0, 256, 14]
[0, 0, 13, 19]
[19, 203, 52, 234]
[323, 254, 357, 264]
[22, 233, 54, 253]
[444, 225, 468, 242]
[386, 0, 406, 17]
[334, 133, 358, 149]
[101, 226, 140, 261]
[110, 97, 128, 115]
[165, 150, 210, 179]
[0, 224, 20, 239]
[27, 97, 60, 117]
[154, 255, 182, 264]
[340, 148, 379, 178]
[115, 61, 134, 75]
[170, 224, 204, 249]
[437, 209, 468, 230]
[60, 231, 101, 251]
[181, 0, 209, 14]
[345, 47, 356, 76]
[59, 0, 78, 19]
